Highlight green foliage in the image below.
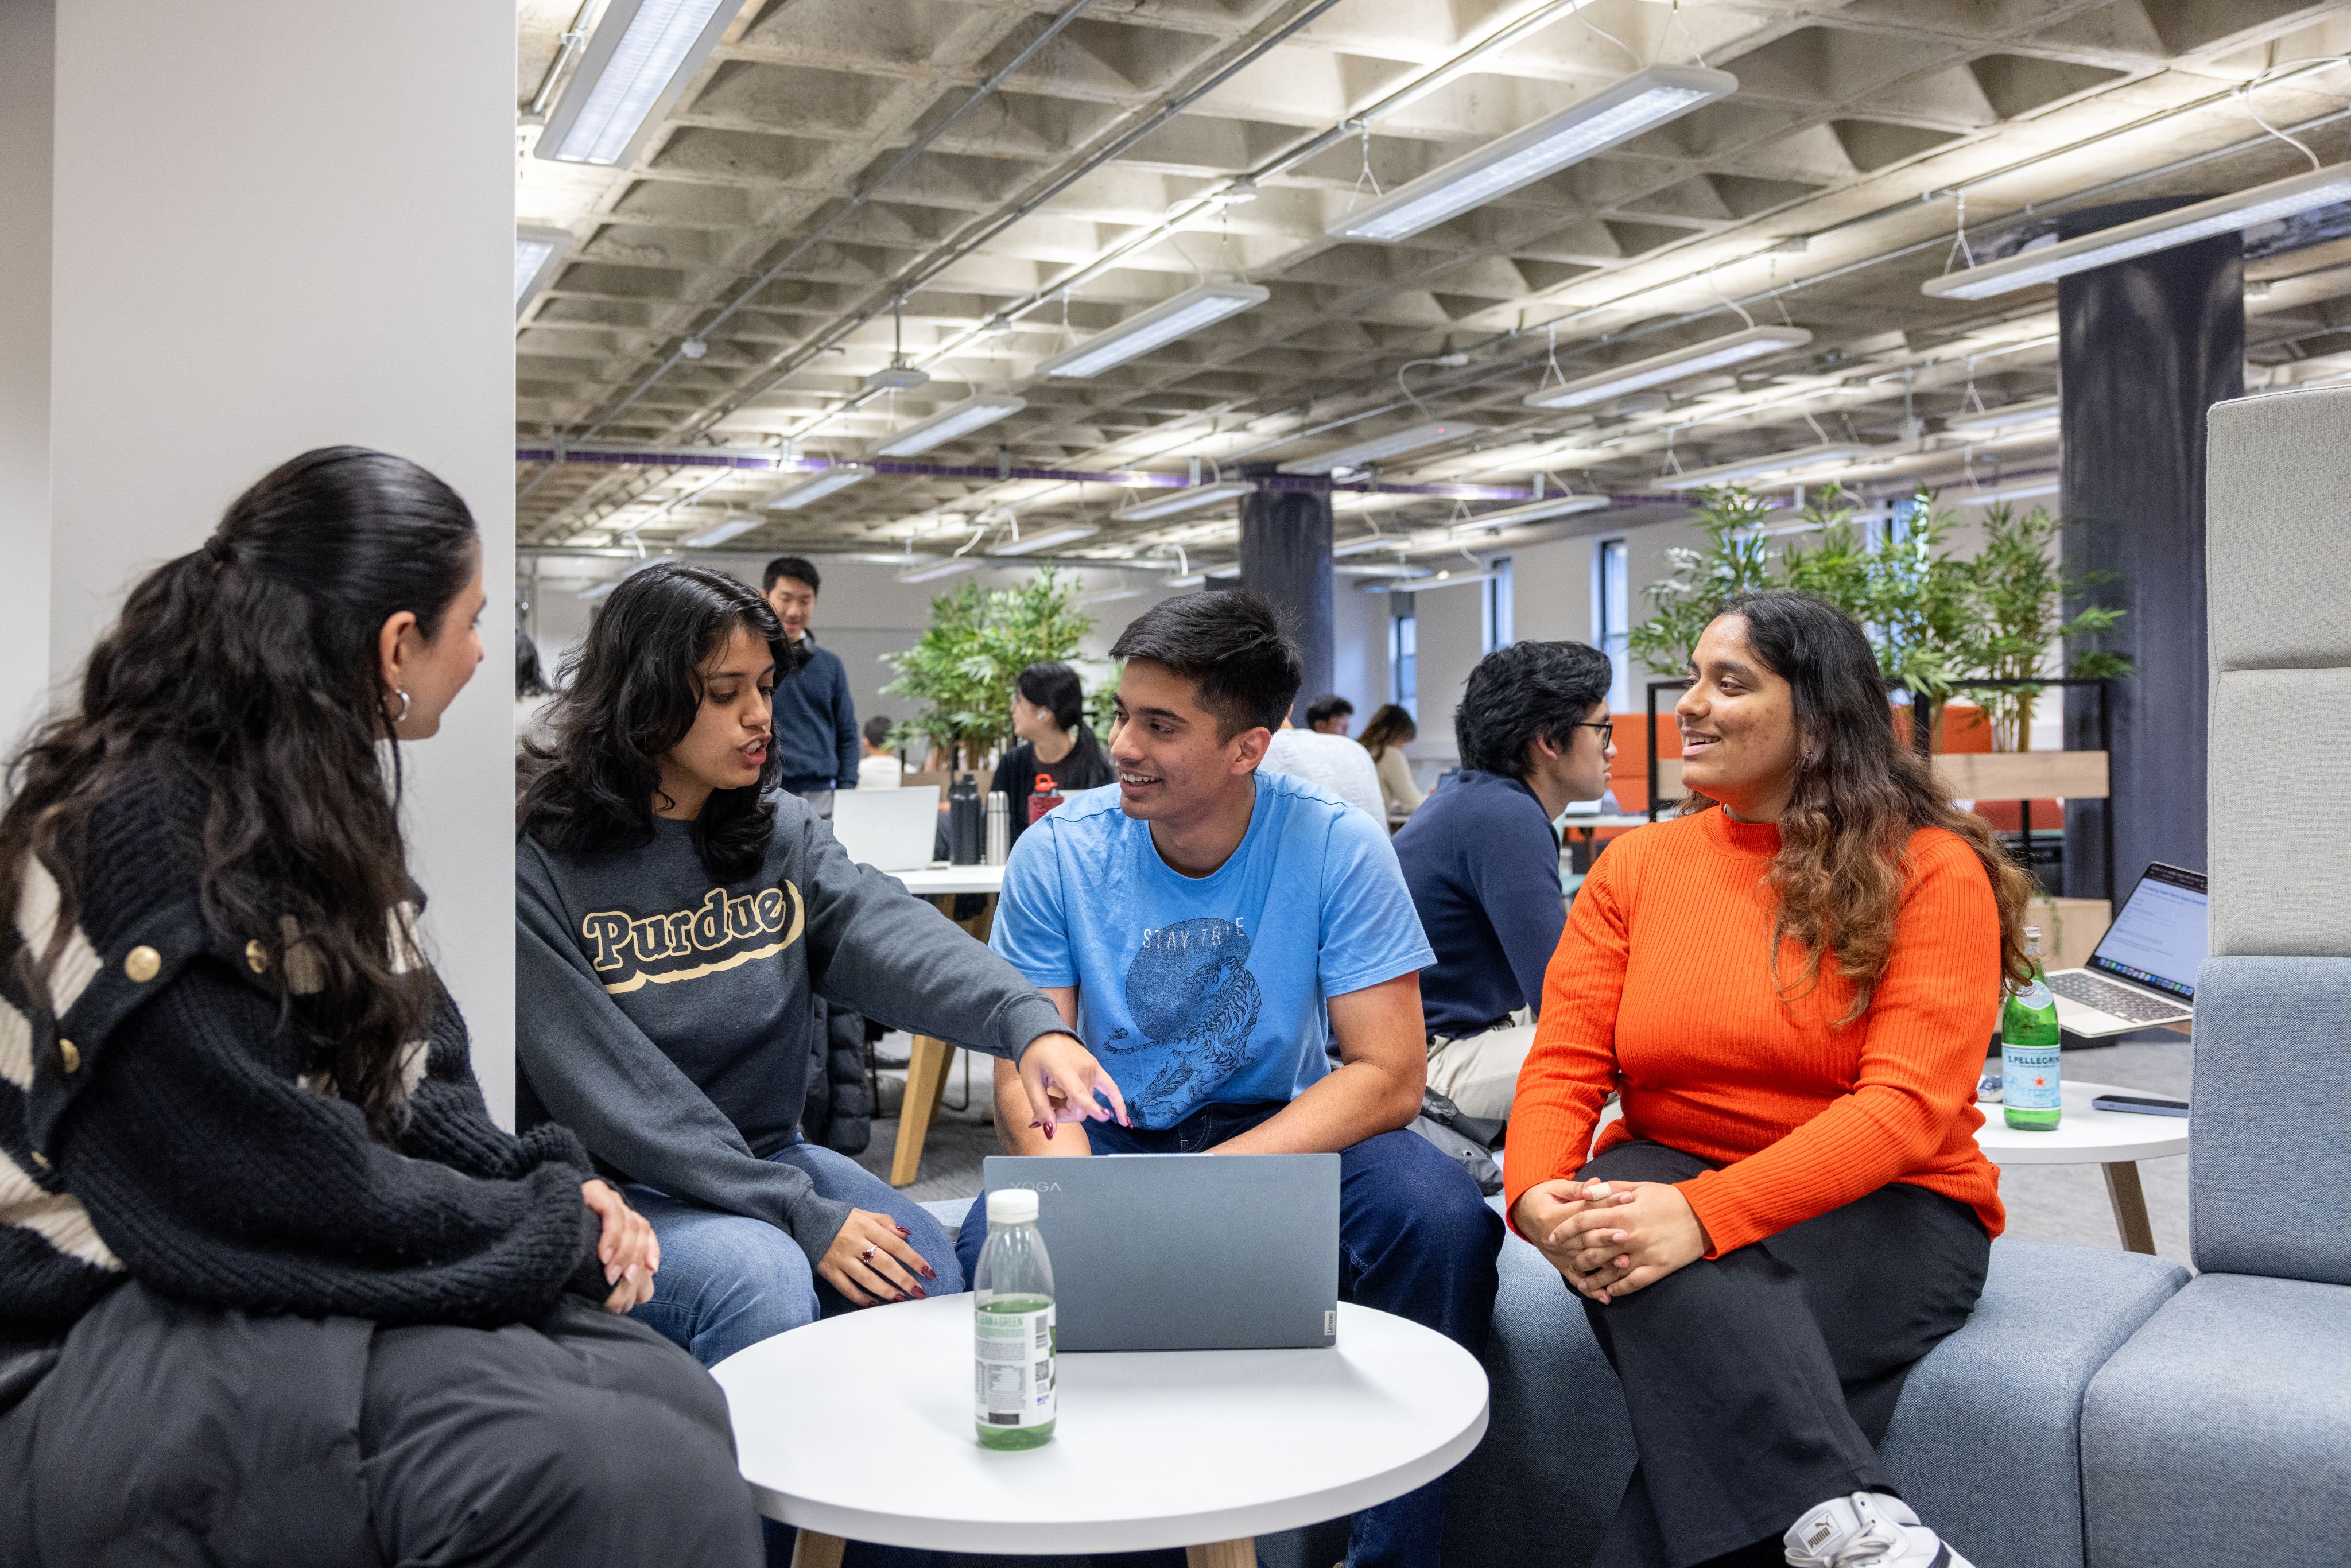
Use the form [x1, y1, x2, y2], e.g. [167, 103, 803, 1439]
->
[1623, 487, 1779, 677]
[880, 566, 1096, 769]
[1952, 503, 2131, 751]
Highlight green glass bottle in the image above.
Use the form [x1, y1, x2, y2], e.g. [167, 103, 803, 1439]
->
[974, 1189, 1056, 1448]
[2002, 925, 2063, 1131]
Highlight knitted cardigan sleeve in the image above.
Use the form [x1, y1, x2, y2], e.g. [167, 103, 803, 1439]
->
[56, 956, 602, 1328]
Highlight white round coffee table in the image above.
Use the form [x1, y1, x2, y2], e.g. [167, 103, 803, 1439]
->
[711, 1295, 1489, 1568]
[1973, 1078, 2189, 1255]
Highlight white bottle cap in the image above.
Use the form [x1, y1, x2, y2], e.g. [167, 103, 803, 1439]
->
[987, 1187, 1039, 1224]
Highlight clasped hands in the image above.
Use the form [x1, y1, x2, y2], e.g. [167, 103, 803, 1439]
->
[1509, 1178, 1711, 1304]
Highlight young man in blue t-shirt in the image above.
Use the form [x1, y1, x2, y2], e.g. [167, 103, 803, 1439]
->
[958, 591, 1502, 1568]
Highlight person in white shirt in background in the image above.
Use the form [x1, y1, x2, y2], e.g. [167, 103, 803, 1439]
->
[1306, 692, 1355, 735]
[1262, 693, 1385, 825]
[856, 714, 902, 789]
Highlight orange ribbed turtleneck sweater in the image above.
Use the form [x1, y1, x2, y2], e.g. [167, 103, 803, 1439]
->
[1504, 807, 2005, 1255]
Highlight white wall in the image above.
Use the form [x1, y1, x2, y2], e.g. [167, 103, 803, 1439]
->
[1329, 580, 1387, 719]
[0, 0, 53, 744]
[48, 1, 519, 1113]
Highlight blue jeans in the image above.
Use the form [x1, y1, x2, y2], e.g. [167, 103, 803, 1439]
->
[625, 1140, 966, 1369]
[953, 1103, 1504, 1568]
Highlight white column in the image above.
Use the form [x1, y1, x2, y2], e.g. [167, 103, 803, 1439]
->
[49, 1, 521, 1117]
[0, 0, 54, 742]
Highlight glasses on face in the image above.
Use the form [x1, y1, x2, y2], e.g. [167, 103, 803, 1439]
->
[1569, 720, 1615, 748]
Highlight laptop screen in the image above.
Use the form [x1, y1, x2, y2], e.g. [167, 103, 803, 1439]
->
[2089, 863, 2209, 1000]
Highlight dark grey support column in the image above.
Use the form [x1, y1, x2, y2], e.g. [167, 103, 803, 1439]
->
[2057, 201, 2243, 901]
[1240, 485, 1334, 725]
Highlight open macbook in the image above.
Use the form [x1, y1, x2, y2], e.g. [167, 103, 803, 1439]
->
[827, 783, 941, 872]
[2046, 861, 2206, 1037]
[979, 1153, 1339, 1352]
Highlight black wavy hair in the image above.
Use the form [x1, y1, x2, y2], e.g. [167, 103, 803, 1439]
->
[519, 563, 803, 882]
[0, 445, 480, 1142]
[1017, 660, 1107, 774]
[1107, 590, 1302, 738]
[1455, 640, 1615, 779]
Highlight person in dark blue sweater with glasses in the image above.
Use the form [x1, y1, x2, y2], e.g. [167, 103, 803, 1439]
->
[1392, 640, 1616, 1121]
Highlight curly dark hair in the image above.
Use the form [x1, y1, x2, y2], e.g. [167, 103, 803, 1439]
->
[0, 446, 480, 1142]
[1687, 590, 2036, 1023]
[1454, 641, 1615, 779]
[518, 563, 802, 882]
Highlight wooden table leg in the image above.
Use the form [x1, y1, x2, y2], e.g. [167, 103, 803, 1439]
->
[890, 1034, 955, 1187]
[790, 1530, 847, 1568]
[2102, 1161, 2158, 1255]
[1185, 1539, 1256, 1568]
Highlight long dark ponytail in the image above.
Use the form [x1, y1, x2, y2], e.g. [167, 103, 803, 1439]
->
[1016, 661, 1105, 779]
[0, 446, 481, 1140]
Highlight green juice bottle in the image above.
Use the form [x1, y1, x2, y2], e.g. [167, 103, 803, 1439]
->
[2002, 925, 2063, 1131]
[973, 1188, 1056, 1449]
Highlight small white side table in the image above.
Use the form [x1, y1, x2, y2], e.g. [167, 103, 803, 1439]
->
[712, 1296, 1490, 1568]
[1973, 1077, 2189, 1255]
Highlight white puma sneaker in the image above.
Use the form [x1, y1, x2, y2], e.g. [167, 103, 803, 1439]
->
[1782, 1492, 1974, 1568]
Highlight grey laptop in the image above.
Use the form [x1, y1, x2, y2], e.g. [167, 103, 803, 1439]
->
[2046, 862, 2206, 1037]
[978, 1153, 1339, 1352]
[827, 783, 941, 872]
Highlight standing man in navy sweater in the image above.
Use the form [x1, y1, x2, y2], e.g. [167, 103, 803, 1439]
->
[763, 557, 859, 816]
[1391, 640, 1615, 1121]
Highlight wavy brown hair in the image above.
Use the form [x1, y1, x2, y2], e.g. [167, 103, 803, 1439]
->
[1681, 591, 2035, 1024]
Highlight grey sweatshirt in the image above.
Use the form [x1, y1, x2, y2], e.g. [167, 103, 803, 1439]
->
[515, 794, 1066, 1269]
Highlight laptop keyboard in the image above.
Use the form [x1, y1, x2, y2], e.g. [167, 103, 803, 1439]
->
[2049, 970, 2190, 1023]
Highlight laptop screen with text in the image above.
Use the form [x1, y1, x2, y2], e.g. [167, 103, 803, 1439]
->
[2089, 863, 2208, 1002]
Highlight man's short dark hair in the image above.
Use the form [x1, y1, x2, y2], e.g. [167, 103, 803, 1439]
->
[863, 715, 893, 748]
[1109, 591, 1303, 739]
[762, 556, 821, 594]
[1455, 641, 1615, 779]
[1304, 693, 1354, 728]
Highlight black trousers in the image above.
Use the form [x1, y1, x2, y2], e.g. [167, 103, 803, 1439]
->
[1576, 1142, 1989, 1568]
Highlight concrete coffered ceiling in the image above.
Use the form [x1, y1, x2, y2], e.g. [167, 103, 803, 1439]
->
[514, 0, 2351, 576]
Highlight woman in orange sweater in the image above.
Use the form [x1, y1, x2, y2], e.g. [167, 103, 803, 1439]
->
[1507, 591, 2033, 1568]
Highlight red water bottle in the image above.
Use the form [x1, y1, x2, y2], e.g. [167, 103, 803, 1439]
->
[1027, 773, 1064, 825]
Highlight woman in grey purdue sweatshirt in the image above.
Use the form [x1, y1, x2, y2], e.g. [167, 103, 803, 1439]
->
[517, 564, 1126, 1372]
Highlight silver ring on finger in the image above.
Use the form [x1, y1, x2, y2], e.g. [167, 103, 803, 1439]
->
[861, 1245, 876, 1262]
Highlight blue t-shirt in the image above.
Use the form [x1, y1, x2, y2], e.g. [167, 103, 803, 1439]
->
[990, 770, 1435, 1129]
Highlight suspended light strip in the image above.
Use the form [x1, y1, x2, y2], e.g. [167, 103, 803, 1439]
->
[1655, 443, 1872, 491]
[898, 558, 984, 584]
[1359, 569, 1496, 594]
[763, 464, 873, 509]
[1329, 65, 1737, 243]
[871, 394, 1027, 458]
[1524, 325, 1813, 411]
[1948, 479, 2061, 507]
[537, 0, 750, 167]
[1038, 284, 1271, 378]
[1333, 534, 1411, 557]
[1112, 480, 1256, 522]
[1924, 162, 2351, 300]
[1944, 397, 2059, 434]
[515, 227, 573, 317]
[1277, 422, 1483, 475]
[1449, 494, 1612, 534]
[680, 514, 763, 548]
[995, 523, 1101, 557]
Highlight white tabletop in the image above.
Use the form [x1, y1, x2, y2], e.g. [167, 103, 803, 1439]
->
[711, 1296, 1490, 1553]
[1555, 813, 1655, 830]
[886, 863, 1006, 896]
[1971, 1077, 2190, 1165]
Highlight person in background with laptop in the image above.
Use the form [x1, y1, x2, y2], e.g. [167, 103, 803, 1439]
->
[857, 714, 902, 790]
[992, 660, 1114, 850]
[762, 556, 859, 818]
[1393, 640, 1616, 1121]
[515, 565, 1128, 1390]
[1508, 591, 2035, 1568]
[963, 591, 1503, 1568]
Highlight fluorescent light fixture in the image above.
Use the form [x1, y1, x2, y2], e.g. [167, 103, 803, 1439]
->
[1944, 397, 2060, 434]
[1329, 65, 1738, 242]
[679, 514, 763, 548]
[1925, 162, 2351, 300]
[897, 558, 983, 584]
[1166, 572, 1209, 588]
[870, 394, 1027, 457]
[1449, 493, 1613, 534]
[1113, 481, 1256, 522]
[1949, 479, 2061, 507]
[1656, 443, 1871, 491]
[1524, 325, 1813, 411]
[515, 226, 573, 317]
[1085, 588, 1146, 605]
[1333, 534, 1411, 557]
[763, 464, 873, 509]
[1360, 569, 1493, 593]
[1038, 284, 1271, 378]
[995, 523, 1102, 557]
[577, 579, 622, 601]
[1277, 422, 1483, 475]
[536, 0, 750, 168]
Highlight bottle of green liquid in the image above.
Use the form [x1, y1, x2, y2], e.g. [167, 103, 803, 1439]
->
[2002, 925, 2063, 1131]
[974, 1188, 1056, 1449]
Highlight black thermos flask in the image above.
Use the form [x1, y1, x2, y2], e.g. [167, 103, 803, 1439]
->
[948, 774, 984, 865]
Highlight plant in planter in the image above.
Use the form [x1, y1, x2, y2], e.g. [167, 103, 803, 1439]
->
[1952, 502, 2131, 751]
[1623, 486, 1780, 677]
[881, 565, 1096, 770]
